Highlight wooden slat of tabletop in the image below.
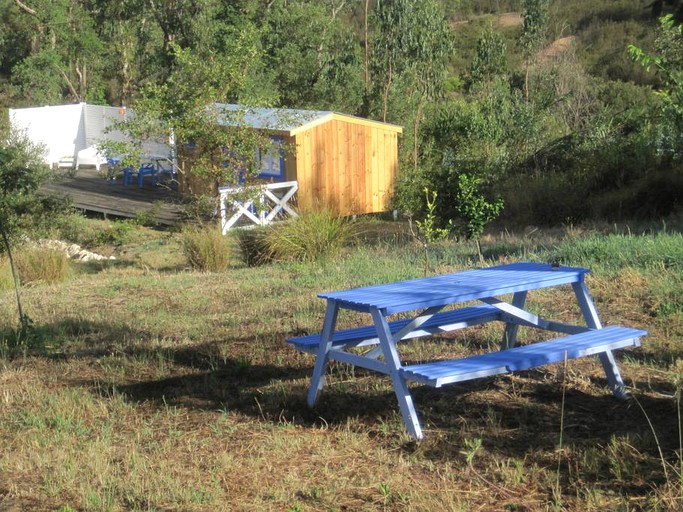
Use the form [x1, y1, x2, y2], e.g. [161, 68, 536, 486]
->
[319, 262, 591, 315]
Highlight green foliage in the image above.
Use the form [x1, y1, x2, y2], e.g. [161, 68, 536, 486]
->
[181, 225, 234, 272]
[0, 127, 51, 345]
[94, 222, 134, 248]
[101, 42, 273, 190]
[468, 28, 508, 87]
[412, 188, 451, 274]
[414, 189, 451, 244]
[8, 1, 106, 103]
[370, 0, 453, 122]
[630, 15, 683, 160]
[520, 0, 550, 59]
[520, 0, 549, 100]
[0, 128, 49, 236]
[264, 207, 357, 263]
[263, 1, 363, 111]
[453, 174, 504, 240]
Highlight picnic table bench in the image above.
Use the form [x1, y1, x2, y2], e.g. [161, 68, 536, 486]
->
[288, 262, 646, 439]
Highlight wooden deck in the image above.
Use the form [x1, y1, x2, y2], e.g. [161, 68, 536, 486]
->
[40, 167, 185, 225]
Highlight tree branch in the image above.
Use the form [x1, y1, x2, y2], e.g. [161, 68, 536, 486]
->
[57, 67, 80, 101]
[14, 0, 37, 16]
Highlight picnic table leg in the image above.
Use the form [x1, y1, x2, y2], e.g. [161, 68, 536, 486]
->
[370, 308, 423, 440]
[307, 300, 340, 407]
[572, 281, 628, 399]
[501, 291, 527, 350]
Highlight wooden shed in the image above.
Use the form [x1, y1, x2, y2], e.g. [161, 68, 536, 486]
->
[180, 104, 403, 216]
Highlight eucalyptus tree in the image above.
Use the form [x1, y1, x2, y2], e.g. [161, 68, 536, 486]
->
[7, 0, 107, 103]
[519, 0, 549, 101]
[262, 0, 364, 111]
[84, 0, 166, 105]
[370, 0, 452, 171]
[468, 28, 508, 88]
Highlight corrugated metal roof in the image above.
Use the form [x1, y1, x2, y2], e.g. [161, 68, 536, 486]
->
[213, 103, 333, 133]
[212, 103, 403, 135]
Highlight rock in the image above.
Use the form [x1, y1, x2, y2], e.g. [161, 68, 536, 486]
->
[32, 238, 116, 261]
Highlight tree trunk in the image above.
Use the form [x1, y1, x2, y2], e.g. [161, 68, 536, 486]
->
[364, 0, 370, 93]
[413, 98, 424, 174]
[1, 227, 24, 329]
[382, 60, 392, 123]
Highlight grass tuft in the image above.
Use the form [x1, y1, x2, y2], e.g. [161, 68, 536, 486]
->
[265, 207, 358, 262]
[1, 246, 70, 287]
[233, 228, 273, 267]
[181, 224, 234, 272]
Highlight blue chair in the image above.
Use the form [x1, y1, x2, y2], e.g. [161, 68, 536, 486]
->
[137, 163, 157, 188]
[123, 163, 157, 188]
[122, 166, 136, 187]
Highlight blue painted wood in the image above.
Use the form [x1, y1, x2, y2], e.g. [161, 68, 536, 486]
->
[400, 326, 646, 388]
[287, 305, 502, 353]
[318, 262, 591, 315]
[370, 306, 425, 439]
[307, 300, 340, 407]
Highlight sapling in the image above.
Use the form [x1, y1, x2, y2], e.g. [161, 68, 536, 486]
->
[410, 188, 451, 275]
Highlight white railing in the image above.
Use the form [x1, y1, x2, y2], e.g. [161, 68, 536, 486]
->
[219, 181, 299, 233]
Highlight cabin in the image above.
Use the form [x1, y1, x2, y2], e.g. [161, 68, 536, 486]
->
[179, 104, 403, 216]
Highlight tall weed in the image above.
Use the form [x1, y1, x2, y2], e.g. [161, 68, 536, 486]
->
[181, 225, 233, 272]
[0, 247, 70, 287]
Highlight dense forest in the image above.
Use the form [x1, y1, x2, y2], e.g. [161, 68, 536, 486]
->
[1, 0, 682, 229]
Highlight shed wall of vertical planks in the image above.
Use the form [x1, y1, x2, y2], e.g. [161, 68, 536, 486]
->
[287, 115, 401, 215]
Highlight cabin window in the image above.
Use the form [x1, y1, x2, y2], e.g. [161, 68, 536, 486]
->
[257, 136, 285, 180]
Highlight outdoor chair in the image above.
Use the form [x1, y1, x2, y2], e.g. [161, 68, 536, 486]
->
[123, 162, 157, 188]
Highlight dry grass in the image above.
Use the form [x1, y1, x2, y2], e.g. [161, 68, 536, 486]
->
[0, 220, 681, 511]
[0, 246, 70, 288]
[181, 225, 235, 272]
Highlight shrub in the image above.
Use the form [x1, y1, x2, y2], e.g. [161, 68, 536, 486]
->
[264, 207, 358, 262]
[233, 228, 272, 267]
[1, 247, 70, 287]
[181, 225, 233, 272]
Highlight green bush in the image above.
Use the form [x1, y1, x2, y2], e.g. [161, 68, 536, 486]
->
[264, 207, 358, 263]
[49, 214, 134, 249]
[181, 225, 233, 272]
[0, 247, 70, 287]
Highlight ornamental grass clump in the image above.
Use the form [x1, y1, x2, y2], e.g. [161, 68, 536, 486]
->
[265, 207, 358, 262]
[181, 225, 233, 272]
[0, 246, 70, 287]
[234, 228, 272, 267]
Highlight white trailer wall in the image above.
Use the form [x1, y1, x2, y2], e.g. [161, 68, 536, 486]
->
[83, 104, 129, 145]
[9, 103, 172, 167]
[9, 103, 86, 166]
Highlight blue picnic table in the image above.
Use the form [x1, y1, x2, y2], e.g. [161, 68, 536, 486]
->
[288, 262, 646, 439]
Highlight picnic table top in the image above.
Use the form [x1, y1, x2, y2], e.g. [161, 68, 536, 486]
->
[319, 262, 591, 315]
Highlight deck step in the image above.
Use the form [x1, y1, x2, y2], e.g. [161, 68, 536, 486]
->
[400, 326, 646, 388]
[287, 305, 503, 353]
